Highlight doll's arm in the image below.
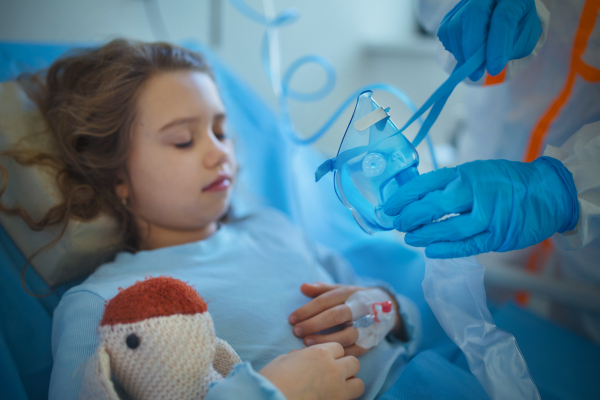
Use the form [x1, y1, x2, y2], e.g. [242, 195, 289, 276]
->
[78, 347, 120, 400]
[213, 337, 242, 377]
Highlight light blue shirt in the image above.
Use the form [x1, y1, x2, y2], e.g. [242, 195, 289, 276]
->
[49, 209, 420, 400]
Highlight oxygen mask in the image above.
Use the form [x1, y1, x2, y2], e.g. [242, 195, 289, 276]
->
[315, 90, 419, 234]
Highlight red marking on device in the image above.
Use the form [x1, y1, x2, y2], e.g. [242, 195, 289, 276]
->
[372, 301, 393, 322]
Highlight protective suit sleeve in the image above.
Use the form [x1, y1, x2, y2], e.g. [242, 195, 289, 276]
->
[313, 242, 422, 355]
[48, 290, 105, 400]
[416, 0, 550, 84]
[206, 362, 286, 400]
[543, 120, 600, 250]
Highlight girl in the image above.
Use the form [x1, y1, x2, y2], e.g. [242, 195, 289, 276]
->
[3, 40, 420, 400]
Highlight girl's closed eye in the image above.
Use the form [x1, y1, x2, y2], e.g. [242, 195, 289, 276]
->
[174, 138, 194, 148]
[166, 130, 194, 148]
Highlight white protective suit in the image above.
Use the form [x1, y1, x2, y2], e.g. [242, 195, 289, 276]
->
[417, 0, 600, 342]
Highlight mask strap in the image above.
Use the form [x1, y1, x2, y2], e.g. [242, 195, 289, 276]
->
[315, 45, 486, 182]
[409, 45, 485, 147]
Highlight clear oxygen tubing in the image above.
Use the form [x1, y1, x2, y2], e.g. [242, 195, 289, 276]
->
[227, 0, 439, 171]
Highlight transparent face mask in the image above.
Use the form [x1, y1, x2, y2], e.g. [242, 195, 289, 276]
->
[316, 90, 420, 234]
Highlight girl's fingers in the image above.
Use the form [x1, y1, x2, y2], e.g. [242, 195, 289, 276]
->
[304, 327, 359, 348]
[343, 345, 369, 358]
[345, 377, 365, 400]
[299, 282, 340, 298]
[319, 342, 345, 359]
[290, 286, 359, 325]
[293, 304, 353, 337]
[337, 355, 360, 379]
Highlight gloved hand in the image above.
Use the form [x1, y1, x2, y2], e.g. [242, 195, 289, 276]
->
[437, 0, 542, 81]
[383, 157, 579, 258]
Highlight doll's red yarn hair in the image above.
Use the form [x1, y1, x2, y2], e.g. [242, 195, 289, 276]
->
[100, 276, 207, 326]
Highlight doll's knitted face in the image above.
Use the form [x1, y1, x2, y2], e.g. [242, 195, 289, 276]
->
[100, 313, 216, 399]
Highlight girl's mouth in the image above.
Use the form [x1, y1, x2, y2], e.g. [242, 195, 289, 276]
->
[203, 175, 232, 192]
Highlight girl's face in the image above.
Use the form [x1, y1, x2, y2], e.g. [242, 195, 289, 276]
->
[117, 71, 237, 249]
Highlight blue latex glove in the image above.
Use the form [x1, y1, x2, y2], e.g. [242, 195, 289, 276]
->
[438, 0, 542, 81]
[382, 157, 579, 258]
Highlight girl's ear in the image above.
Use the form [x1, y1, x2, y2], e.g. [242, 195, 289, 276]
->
[115, 173, 130, 202]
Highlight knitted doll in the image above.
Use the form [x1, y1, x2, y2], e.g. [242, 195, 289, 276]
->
[78, 276, 241, 400]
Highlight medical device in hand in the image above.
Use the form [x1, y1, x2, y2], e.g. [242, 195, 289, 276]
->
[315, 91, 419, 234]
[312, 47, 490, 234]
[346, 290, 396, 349]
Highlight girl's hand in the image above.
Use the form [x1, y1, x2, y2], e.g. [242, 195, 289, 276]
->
[289, 283, 398, 357]
[259, 343, 364, 400]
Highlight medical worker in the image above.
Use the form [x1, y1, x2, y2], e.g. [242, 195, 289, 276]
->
[384, 0, 600, 341]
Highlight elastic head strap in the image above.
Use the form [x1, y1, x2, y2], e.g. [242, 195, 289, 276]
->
[315, 45, 486, 181]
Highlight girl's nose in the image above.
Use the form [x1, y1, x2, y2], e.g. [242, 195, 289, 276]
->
[203, 134, 229, 169]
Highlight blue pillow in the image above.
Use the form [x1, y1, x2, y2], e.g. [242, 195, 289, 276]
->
[0, 42, 80, 82]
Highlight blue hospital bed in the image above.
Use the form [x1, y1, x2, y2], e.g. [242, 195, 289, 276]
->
[1, 41, 599, 400]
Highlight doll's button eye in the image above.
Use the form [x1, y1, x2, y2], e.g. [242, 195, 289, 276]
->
[126, 334, 140, 349]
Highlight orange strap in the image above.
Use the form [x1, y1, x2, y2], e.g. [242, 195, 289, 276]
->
[523, 0, 600, 163]
[517, 0, 600, 306]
